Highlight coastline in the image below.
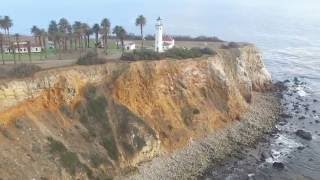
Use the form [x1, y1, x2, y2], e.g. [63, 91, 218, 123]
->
[117, 91, 281, 180]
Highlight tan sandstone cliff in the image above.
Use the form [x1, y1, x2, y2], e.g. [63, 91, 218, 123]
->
[0, 45, 271, 179]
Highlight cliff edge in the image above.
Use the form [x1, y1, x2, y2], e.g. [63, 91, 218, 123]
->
[0, 45, 273, 179]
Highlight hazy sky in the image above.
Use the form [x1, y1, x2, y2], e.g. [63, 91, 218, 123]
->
[0, 0, 319, 41]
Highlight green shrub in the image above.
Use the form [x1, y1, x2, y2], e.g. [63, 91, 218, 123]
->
[221, 42, 241, 49]
[9, 64, 41, 78]
[101, 135, 119, 160]
[165, 48, 202, 59]
[48, 137, 67, 154]
[121, 49, 163, 61]
[77, 51, 106, 65]
[60, 151, 80, 175]
[121, 47, 216, 61]
[181, 106, 200, 126]
[90, 153, 105, 167]
[47, 137, 83, 175]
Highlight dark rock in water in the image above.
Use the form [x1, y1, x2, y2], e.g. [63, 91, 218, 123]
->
[284, 79, 290, 83]
[314, 99, 318, 102]
[273, 162, 285, 170]
[297, 146, 305, 151]
[278, 120, 288, 126]
[315, 120, 320, 124]
[312, 110, 317, 113]
[295, 130, 312, 140]
[261, 151, 272, 161]
[273, 81, 288, 91]
[293, 77, 303, 86]
[298, 116, 306, 120]
[309, 158, 313, 162]
[280, 113, 293, 119]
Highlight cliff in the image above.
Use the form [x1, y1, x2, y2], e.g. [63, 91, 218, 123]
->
[0, 45, 272, 179]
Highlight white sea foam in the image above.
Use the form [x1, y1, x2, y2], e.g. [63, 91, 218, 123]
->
[268, 134, 302, 163]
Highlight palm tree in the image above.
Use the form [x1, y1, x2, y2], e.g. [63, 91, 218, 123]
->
[81, 23, 90, 49]
[58, 18, 70, 51]
[113, 26, 127, 53]
[92, 23, 100, 47]
[72, 21, 82, 50]
[0, 17, 6, 41]
[2, 16, 13, 48]
[40, 29, 48, 58]
[48, 20, 63, 59]
[135, 15, 146, 48]
[31, 25, 41, 45]
[101, 18, 110, 53]
[112, 25, 121, 49]
[48, 20, 58, 51]
[27, 41, 32, 62]
[14, 33, 21, 62]
[67, 24, 73, 50]
[0, 33, 4, 64]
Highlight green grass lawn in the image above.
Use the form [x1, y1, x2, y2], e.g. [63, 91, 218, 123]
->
[0, 40, 127, 63]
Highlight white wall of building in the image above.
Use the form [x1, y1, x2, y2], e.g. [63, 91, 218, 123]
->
[155, 17, 164, 53]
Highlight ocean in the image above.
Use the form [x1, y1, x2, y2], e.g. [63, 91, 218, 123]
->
[204, 5, 320, 179]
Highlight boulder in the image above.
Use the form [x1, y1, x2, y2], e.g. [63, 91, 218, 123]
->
[273, 162, 285, 170]
[295, 130, 312, 140]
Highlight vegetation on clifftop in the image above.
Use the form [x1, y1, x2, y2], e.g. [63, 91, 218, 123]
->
[76, 51, 107, 65]
[121, 47, 216, 61]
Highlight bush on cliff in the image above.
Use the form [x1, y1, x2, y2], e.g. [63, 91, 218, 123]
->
[221, 42, 241, 49]
[9, 64, 41, 78]
[121, 47, 216, 61]
[77, 51, 107, 65]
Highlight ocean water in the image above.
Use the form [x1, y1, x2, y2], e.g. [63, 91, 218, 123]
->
[204, 5, 320, 180]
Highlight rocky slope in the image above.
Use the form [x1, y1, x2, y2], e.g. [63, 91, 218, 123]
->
[0, 45, 272, 179]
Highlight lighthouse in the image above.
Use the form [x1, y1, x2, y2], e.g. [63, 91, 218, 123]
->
[155, 17, 164, 52]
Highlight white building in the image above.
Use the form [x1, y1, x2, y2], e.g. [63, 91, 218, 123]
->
[163, 35, 175, 50]
[124, 41, 136, 51]
[3, 41, 42, 53]
[155, 17, 164, 52]
[155, 17, 174, 52]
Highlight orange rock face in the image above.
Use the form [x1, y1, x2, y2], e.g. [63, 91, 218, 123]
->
[0, 45, 271, 179]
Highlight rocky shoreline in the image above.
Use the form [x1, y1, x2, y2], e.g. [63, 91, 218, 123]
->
[116, 91, 281, 180]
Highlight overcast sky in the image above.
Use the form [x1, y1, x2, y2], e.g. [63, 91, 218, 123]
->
[0, 0, 319, 40]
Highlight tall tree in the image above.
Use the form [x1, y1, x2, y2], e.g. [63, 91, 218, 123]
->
[0, 33, 4, 64]
[2, 16, 13, 48]
[31, 25, 41, 45]
[113, 26, 127, 53]
[101, 18, 110, 53]
[14, 33, 21, 62]
[0, 17, 6, 42]
[67, 24, 73, 50]
[135, 15, 146, 48]
[81, 23, 90, 48]
[112, 25, 121, 49]
[72, 21, 82, 50]
[48, 20, 62, 59]
[92, 23, 100, 47]
[58, 18, 70, 51]
[2, 16, 13, 59]
[40, 29, 48, 58]
[48, 20, 59, 51]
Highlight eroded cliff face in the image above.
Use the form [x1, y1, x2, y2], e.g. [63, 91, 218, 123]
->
[0, 45, 271, 179]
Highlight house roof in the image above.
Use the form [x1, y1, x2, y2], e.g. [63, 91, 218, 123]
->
[2, 35, 42, 47]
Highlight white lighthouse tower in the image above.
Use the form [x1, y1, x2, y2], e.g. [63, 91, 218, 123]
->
[155, 17, 164, 52]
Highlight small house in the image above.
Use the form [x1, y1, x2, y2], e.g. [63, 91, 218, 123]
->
[124, 41, 136, 51]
